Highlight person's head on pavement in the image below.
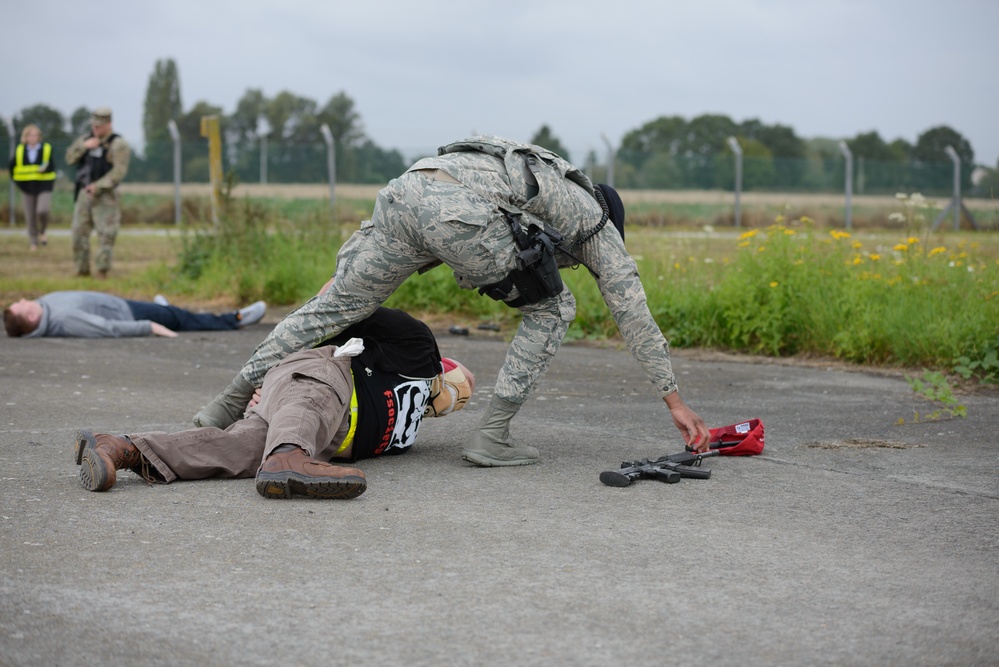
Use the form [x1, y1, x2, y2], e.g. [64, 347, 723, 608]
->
[4, 298, 43, 337]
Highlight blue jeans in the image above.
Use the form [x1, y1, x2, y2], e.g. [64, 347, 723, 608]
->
[126, 300, 239, 331]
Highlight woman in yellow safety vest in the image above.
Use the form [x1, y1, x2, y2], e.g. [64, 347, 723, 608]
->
[9, 124, 57, 251]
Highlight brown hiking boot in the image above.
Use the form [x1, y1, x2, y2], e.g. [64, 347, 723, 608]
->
[76, 430, 143, 492]
[255, 447, 366, 500]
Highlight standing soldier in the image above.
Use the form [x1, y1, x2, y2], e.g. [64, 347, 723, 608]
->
[65, 107, 130, 278]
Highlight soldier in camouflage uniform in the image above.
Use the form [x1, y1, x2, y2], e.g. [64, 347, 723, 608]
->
[65, 107, 130, 278]
[194, 135, 710, 466]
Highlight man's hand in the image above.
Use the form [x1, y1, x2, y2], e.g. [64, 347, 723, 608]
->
[664, 392, 711, 452]
[150, 322, 178, 338]
[83, 137, 100, 150]
[246, 387, 263, 415]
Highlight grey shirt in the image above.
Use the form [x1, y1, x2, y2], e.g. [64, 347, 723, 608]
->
[26, 291, 151, 338]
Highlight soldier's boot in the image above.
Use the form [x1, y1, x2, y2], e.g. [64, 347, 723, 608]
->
[461, 396, 539, 467]
[76, 430, 144, 492]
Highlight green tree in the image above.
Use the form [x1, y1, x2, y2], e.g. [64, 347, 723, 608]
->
[318, 91, 365, 182]
[913, 125, 974, 193]
[143, 59, 183, 143]
[529, 124, 571, 163]
[142, 58, 183, 181]
[226, 89, 269, 182]
[681, 114, 739, 188]
[742, 122, 805, 189]
[717, 137, 775, 190]
[847, 131, 894, 161]
[847, 131, 911, 194]
[14, 104, 69, 143]
[70, 107, 92, 137]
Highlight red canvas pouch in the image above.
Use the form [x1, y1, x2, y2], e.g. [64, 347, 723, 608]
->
[707, 418, 765, 455]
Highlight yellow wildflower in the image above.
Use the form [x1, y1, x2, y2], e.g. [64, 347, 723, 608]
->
[738, 241, 750, 248]
[738, 229, 759, 240]
[906, 237, 920, 244]
[869, 254, 881, 261]
[893, 244, 908, 252]
[928, 246, 946, 256]
[770, 281, 779, 288]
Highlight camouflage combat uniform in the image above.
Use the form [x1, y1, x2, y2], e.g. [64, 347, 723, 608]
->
[66, 132, 130, 275]
[235, 136, 677, 406]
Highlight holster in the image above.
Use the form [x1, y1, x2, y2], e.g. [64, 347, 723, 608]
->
[479, 210, 564, 308]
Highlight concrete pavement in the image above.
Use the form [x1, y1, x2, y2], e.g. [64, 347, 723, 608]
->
[1, 323, 996, 666]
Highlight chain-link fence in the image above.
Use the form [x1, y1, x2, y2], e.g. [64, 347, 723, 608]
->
[2, 136, 992, 200]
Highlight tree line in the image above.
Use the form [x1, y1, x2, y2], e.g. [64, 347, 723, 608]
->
[3, 58, 995, 196]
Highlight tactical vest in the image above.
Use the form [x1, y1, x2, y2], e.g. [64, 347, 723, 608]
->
[73, 133, 120, 200]
[80, 133, 120, 183]
[13, 143, 55, 182]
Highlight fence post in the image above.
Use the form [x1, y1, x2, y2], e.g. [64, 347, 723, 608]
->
[727, 136, 743, 228]
[167, 120, 181, 226]
[932, 145, 979, 231]
[320, 124, 336, 216]
[600, 133, 615, 188]
[6, 116, 15, 228]
[199, 115, 223, 227]
[257, 118, 269, 184]
[838, 141, 853, 230]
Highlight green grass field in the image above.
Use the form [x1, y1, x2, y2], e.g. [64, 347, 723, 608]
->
[3, 185, 997, 383]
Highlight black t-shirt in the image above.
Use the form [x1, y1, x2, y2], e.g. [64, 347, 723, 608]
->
[320, 308, 443, 461]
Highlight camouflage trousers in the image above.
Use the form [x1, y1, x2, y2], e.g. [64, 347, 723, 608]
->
[240, 169, 579, 405]
[71, 190, 121, 275]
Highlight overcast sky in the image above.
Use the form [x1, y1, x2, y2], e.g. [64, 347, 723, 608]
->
[3, 0, 997, 168]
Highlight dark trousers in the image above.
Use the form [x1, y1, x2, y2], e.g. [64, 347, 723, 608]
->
[125, 300, 239, 331]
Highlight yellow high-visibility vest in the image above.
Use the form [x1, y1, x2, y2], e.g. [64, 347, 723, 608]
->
[13, 143, 56, 182]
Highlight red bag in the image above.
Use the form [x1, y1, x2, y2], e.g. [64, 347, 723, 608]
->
[707, 419, 765, 456]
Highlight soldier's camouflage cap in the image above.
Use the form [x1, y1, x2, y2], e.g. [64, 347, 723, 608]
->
[91, 108, 112, 124]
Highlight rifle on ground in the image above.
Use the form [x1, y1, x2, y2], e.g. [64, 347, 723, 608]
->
[600, 450, 719, 487]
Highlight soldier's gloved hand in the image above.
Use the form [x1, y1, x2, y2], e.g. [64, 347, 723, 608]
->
[193, 375, 256, 429]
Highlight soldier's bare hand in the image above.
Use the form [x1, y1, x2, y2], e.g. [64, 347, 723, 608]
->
[664, 393, 711, 452]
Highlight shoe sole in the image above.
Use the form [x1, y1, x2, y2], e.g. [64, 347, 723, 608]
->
[74, 429, 96, 465]
[461, 451, 539, 467]
[255, 471, 366, 500]
[80, 447, 113, 492]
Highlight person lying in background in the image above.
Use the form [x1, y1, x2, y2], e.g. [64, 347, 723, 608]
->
[4, 291, 266, 338]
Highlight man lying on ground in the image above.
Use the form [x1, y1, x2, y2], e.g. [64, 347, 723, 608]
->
[73, 307, 474, 500]
[4, 290, 266, 338]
